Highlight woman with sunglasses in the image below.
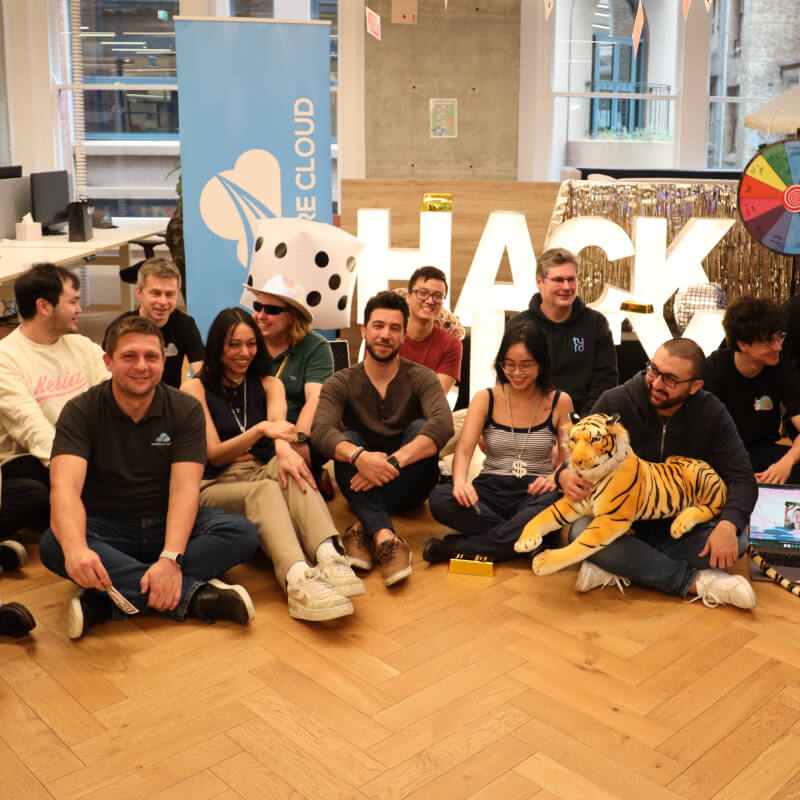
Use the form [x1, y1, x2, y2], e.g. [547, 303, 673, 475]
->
[245, 276, 336, 497]
[424, 320, 573, 564]
[182, 308, 364, 622]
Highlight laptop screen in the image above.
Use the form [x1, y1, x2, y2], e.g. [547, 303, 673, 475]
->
[750, 483, 800, 549]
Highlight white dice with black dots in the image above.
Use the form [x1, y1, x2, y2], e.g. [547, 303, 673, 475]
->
[239, 218, 365, 329]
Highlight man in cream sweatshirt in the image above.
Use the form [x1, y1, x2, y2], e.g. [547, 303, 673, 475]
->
[0, 263, 108, 572]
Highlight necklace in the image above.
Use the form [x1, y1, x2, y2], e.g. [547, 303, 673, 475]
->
[504, 386, 541, 479]
[222, 375, 247, 434]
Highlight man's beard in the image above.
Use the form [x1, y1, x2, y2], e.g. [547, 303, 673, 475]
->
[366, 340, 400, 363]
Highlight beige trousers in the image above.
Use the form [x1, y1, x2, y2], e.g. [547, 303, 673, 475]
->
[199, 456, 337, 590]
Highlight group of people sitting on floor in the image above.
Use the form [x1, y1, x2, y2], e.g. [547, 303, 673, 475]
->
[1, 244, 795, 638]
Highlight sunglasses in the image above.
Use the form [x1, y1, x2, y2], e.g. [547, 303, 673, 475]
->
[252, 301, 290, 315]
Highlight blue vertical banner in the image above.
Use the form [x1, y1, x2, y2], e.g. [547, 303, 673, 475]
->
[175, 17, 332, 337]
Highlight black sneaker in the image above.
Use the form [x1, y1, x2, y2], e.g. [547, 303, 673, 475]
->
[0, 540, 28, 572]
[0, 602, 36, 638]
[188, 579, 255, 625]
[67, 589, 113, 640]
[422, 536, 473, 564]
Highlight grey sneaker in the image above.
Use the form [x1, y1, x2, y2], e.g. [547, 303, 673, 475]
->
[375, 537, 412, 587]
[287, 567, 354, 621]
[0, 539, 28, 572]
[692, 569, 757, 609]
[574, 560, 631, 594]
[317, 551, 366, 597]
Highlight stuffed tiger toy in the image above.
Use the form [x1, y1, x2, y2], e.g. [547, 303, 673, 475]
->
[514, 412, 725, 575]
[514, 413, 800, 597]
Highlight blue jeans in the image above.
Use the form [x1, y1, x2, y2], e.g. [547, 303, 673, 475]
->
[39, 507, 259, 621]
[334, 419, 440, 536]
[568, 517, 749, 598]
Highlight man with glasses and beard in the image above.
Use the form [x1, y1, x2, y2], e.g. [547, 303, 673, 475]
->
[558, 337, 758, 610]
[509, 248, 617, 415]
[703, 297, 800, 485]
[311, 291, 453, 587]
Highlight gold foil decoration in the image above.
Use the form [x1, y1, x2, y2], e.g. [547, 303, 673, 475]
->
[547, 180, 794, 312]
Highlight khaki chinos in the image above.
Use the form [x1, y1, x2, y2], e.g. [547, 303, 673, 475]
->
[199, 455, 336, 590]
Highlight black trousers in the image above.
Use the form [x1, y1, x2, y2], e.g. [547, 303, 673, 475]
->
[0, 456, 50, 539]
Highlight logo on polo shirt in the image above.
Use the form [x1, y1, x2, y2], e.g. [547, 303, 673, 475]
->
[754, 395, 774, 411]
[165, 342, 179, 357]
[152, 432, 172, 446]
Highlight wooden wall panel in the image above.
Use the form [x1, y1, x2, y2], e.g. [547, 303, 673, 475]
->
[340, 179, 562, 308]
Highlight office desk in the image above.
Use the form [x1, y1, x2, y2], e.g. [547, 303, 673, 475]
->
[0, 217, 169, 306]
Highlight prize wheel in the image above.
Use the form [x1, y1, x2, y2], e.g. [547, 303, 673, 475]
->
[738, 139, 800, 255]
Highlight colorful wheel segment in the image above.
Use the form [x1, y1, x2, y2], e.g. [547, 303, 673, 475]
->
[738, 139, 800, 255]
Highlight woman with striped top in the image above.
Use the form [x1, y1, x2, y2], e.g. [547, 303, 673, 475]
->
[425, 320, 573, 563]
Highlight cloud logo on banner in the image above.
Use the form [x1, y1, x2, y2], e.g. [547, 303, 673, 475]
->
[241, 217, 365, 329]
[199, 149, 282, 269]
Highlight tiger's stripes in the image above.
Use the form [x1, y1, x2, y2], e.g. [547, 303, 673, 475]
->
[514, 413, 727, 576]
[748, 545, 800, 597]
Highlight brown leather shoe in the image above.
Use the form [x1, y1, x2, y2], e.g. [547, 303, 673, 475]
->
[375, 536, 412, 587]
[341, 522, 373, 570]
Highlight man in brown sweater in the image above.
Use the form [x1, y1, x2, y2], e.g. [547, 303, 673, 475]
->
[311, 291, 453, 587]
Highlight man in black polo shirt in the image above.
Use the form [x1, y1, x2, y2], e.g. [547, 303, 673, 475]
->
[39, 316, 259, 639]
[103, 256, 204, 387]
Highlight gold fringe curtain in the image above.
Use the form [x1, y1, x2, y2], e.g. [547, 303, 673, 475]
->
[548, 180, 794, 310]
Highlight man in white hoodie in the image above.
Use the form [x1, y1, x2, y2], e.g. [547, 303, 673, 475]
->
[0, 263, 107, 570]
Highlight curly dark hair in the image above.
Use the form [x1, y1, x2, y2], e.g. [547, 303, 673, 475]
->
[722, 296, 787, 350]
[363, 290, 409, 329]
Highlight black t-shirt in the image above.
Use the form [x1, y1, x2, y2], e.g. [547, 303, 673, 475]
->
[52, 381, 206, 519]
[703, 348, 800, 447]
[103, 310, 204, 388]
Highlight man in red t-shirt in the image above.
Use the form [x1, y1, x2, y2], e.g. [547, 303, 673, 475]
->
[399, 266, 462, 393]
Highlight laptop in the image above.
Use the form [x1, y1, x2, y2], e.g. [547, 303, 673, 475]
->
[748, 483, 800, 582]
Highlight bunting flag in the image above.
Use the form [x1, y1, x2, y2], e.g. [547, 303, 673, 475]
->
[704, 0, 713, 9]
[683, 0, 692, 19]
[544, 0, 554, 20]
[632, 0, 644, 58]
[366, 7, 381, 40]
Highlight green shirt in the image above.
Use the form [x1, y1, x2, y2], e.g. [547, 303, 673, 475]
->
[270, 331, 334, 424]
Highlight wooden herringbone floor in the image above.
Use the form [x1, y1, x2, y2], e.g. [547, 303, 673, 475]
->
[3, 309, 800, 798]
[3, 486, 800, 800]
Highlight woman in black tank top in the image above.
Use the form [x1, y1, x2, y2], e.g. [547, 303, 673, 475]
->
[182, 308, 364, 622]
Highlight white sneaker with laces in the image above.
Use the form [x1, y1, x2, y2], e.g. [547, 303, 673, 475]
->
[317, 551, 366, 597]
[692, 569, 757, 609]
[287, 567, 354, 621]
[574, 560, 631, 595]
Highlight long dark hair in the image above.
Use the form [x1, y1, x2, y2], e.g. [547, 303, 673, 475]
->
[200, 308, 272, 395]
[494, 320, 553, 393]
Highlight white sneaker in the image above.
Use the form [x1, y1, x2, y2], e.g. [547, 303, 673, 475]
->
[287, 567, 354, 622]
[692, 569, 757, 609]
[317, 551, 366, 597]
[574, 560, 631, 595]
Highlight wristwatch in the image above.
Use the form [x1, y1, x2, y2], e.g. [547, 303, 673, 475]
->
[386, 454, 401, 469]
[294, 431, 309, 444]
[159, 550, 184, 569]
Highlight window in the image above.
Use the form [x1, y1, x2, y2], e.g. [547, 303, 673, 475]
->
[706, 2, 800, 169]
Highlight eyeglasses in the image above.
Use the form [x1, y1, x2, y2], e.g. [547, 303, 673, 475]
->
[644, 361, 697, 389]
[501, 360, 537, 375]
[544, 276, 577, 285]
[252, 301, 290, 315]
[410, 289, 445, 303]
[756, 332, 786, 347]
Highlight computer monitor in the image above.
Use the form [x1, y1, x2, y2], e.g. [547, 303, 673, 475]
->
[30, 170, 70, 234]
